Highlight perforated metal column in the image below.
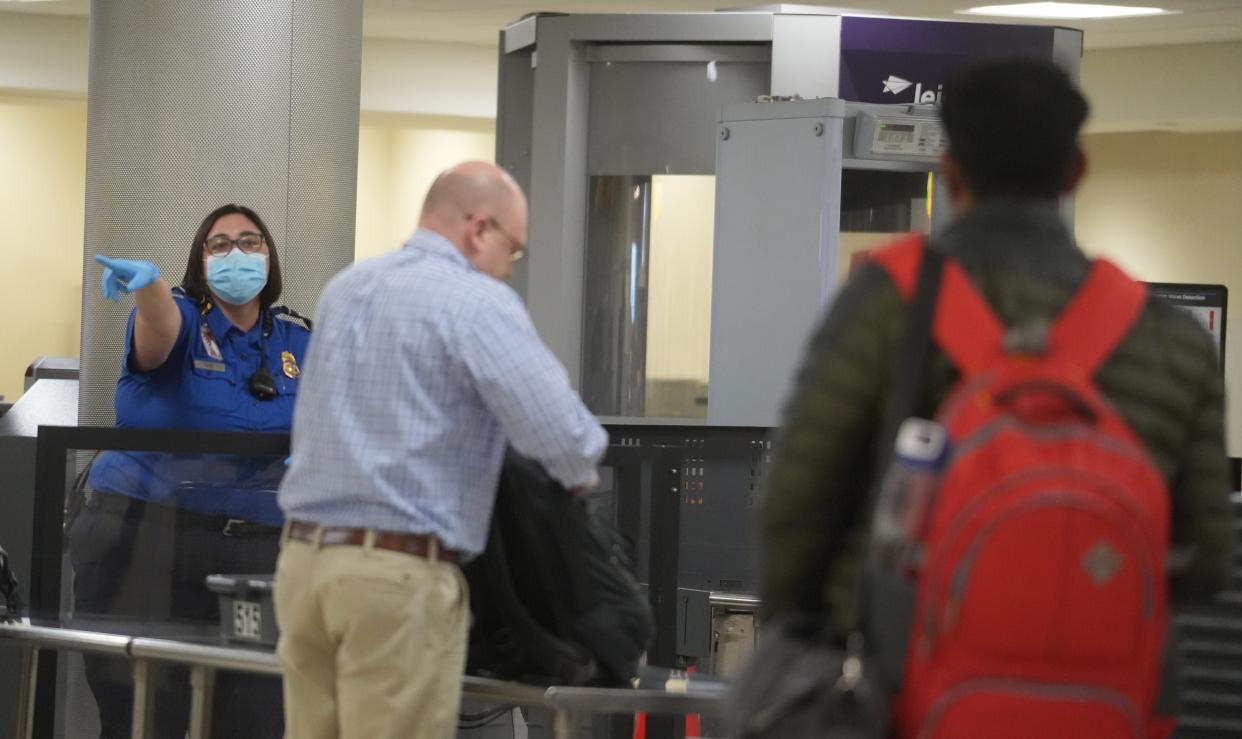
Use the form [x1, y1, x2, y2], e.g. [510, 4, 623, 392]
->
[79, 0, 362, 425]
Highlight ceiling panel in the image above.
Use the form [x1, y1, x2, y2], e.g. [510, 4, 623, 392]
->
[3, 0, 1241, 48]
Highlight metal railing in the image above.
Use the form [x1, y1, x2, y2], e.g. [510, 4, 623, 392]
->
[0, 621, 724, 739]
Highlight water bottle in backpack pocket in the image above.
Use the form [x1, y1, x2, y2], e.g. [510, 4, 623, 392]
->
[870, 418, 949, 578]
[865, 417, 950, 690]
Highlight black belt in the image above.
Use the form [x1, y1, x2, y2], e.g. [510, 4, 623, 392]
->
[86, 492, 278, 537]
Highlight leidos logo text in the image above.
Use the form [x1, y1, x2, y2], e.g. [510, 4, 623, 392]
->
[882, 75, 942, 104]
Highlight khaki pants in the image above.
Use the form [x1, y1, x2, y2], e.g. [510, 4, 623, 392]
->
[274, 529, 470, 739]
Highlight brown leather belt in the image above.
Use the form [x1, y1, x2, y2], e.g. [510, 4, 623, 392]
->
[285, 520, 460, 564]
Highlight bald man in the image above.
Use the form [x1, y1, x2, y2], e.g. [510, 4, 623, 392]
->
[275, 162, 607, 739]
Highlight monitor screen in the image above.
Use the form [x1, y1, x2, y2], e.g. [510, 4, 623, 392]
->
[1145, 283, 1228, 374]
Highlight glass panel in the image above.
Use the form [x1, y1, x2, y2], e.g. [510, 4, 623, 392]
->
[582, 176, 651, 418]
[60, 448, 287, 738]
[839, 169, 932, 283]
[581, 175, 715, 420]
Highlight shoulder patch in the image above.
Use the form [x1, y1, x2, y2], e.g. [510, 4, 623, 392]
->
[273, 310, 312, 332]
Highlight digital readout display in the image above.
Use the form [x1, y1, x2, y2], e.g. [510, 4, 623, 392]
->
[878, 122, 917, 144]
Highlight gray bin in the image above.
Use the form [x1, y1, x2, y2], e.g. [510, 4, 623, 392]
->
[206, 574, 278, 647]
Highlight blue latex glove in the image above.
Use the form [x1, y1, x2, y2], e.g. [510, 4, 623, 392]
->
[95, 255, 159, 302]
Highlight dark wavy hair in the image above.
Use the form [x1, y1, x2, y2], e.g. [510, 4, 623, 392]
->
[180, 204, 283, 309]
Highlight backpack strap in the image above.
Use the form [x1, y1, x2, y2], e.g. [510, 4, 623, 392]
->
[1047, 259, 1147, 375]
[869, 237, 1005, 377]
[871, 242, 1147, 378]
[867, 235, 932, 298]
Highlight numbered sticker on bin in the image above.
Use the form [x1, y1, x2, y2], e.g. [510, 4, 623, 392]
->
[206, 574, 277, 646]
[232, 599, 264, 640]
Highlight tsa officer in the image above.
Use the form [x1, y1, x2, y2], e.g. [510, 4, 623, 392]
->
[70, 204, 310, 739]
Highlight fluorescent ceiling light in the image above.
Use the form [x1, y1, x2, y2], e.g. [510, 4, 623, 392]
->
[959, 3, 1174, 19]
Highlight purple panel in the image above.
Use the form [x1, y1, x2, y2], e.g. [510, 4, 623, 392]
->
[839, 16, 1066, 104]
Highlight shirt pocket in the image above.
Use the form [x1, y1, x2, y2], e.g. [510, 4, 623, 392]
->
[275, 371, 299, 397]
[188, 357, 238, 415]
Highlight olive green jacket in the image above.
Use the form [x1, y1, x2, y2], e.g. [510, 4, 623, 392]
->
[762, 199, 1233, 637]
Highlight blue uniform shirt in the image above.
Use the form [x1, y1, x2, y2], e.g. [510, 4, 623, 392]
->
[88, 290, 311, 525]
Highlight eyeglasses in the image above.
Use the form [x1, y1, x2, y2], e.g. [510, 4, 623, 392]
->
[467, 214, 526, 262]
[205, 233, 265, 257]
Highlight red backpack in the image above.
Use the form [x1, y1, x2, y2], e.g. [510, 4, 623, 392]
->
[870, 238, 1171, 739]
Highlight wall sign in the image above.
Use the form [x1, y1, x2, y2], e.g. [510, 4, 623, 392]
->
[838, 16, 1069, 105]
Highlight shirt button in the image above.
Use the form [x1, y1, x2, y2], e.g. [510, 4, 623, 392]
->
[240, 353, 248, 360]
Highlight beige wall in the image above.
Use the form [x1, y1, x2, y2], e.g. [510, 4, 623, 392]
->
[646, 176, 715, 383]
[0, 95, 493, 405]
[0, 94, 86, 405]
[1080, 42, 1242, 134]
[355, 113, 495, 261]
[1, 12, 499, 118]
[1076, 131, 1242, 455]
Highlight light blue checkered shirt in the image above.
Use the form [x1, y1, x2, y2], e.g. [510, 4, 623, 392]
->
[278, 229, 608, 557]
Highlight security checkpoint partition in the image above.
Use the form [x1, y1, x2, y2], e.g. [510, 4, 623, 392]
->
[24, 427, 290, 739]
[709, 96, 952, 427]
[22, 426, 705, 739]
[495, 9, 1082, 430]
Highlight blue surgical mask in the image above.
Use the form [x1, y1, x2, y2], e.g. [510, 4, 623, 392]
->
[206, 250, 268, 305]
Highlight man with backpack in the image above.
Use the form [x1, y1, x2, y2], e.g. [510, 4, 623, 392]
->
[761, 57, 1232, 737]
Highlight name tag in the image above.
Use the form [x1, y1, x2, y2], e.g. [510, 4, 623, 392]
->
[193, 359, 227, 373]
